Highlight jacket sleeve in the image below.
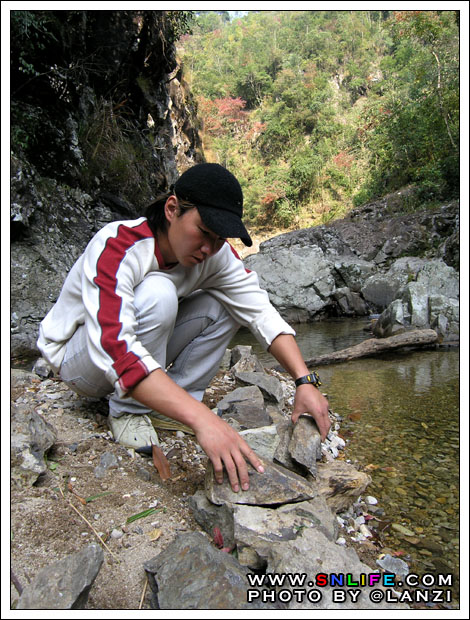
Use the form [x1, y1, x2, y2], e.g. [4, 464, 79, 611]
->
[81, 224, 161, 397]
[203, 244, 296, 349]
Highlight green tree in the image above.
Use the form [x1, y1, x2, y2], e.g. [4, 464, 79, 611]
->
[180, 10, 459, 228]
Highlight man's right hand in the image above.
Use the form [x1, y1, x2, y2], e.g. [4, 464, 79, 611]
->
[192, 411, 265, 492]
[130, 369, 264, 492]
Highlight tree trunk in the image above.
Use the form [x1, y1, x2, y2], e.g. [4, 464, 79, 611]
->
[302, 329, 439, 367]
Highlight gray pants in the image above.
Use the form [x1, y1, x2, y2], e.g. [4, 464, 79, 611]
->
[60, 274, 239, 418]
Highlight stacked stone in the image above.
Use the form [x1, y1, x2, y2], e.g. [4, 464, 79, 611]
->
[145, 347, 404, 610]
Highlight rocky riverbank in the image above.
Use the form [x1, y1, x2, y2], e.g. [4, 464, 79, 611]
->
[12, 345, 456, 610]
[244, 199, 459, 344]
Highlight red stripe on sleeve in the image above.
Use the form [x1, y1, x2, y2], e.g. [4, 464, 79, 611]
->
[228, 242, 251, 273]
[93, 221, 154, 385]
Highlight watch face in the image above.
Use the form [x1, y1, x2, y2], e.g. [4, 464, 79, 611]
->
[308, 372, 321, 386]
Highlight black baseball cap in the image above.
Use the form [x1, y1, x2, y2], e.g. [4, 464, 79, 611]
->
[174, 163, 253, 247]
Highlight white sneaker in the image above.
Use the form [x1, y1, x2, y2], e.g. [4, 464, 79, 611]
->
[108, 413, 159, 449]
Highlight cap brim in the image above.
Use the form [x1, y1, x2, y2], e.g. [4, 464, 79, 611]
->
[196, 205, 253, 247]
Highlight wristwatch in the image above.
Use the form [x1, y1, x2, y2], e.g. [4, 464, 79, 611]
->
[295, 372, 322, 388]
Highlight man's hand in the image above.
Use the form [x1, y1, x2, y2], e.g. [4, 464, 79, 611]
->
[192, 412, 265, 493]
[291, 383, 331, 440]
[130, 369, 264, 493]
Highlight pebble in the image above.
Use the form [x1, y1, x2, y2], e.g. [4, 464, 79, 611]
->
[336, 537, 346, 545]
[136, 467, 151, 482]
[365, 496, 378, 505]
[100, 452, 119, 470]
[391, 523, 415, 537]
[94, 466, 107, 479]
[111, 528, 124, 539]
[359, 524, 372, 538]
[377, 553, 409, 577]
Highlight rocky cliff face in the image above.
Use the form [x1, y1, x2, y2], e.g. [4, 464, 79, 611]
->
[11, 11, 202, 359]
[245, 199, 459, 342]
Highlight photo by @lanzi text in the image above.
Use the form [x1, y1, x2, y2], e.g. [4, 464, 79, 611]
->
[246, 571, 454, 605]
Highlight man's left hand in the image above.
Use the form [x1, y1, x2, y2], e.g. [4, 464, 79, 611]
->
[291, 384, 331, 440]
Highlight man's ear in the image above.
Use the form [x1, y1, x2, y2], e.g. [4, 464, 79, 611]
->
[164, 195, 179, 224]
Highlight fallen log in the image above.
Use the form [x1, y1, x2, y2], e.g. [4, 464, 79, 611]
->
[302, 329, 439, 368]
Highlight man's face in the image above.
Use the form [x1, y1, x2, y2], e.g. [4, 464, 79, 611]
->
[165, 199, 226, 267]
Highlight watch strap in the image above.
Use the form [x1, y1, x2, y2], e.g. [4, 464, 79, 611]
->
[295, 372, 322, 388]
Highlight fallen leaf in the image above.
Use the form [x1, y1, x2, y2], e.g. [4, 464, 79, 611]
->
[67, 481, 87, 505]
[152, 444, 171, 480]
[348, 412, 362, 422]
[147, 528, 162, 542]
[213, 527, 224, 549]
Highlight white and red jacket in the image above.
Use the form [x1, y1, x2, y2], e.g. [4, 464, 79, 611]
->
[37, 217, 295, 398]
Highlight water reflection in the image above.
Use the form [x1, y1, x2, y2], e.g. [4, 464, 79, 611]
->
[312, 350, 459, 599]
[232, 318, 373, 366]
[230, 320, 460, 603]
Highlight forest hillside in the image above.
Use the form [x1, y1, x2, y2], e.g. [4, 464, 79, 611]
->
[179, 10, 459, 230]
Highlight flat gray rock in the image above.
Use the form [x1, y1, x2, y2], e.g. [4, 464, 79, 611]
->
[218, 386, 272, 429]
[231, 354, 265, 374]
[273, 419, 305, 475]
[239, 425, 280, 461]
[234, 497, 338, 569]
[266, 528, 408, 609]
[217, 385, 265, 414]
[17, 544, 104, 609]
[205, 457, 315, 506]
[230, 345, 265, 373]
[144, 532, 284, 609]
[222, 402, 273, 429]
[289, 415, 322, 476]
[233, 371, 284, 405]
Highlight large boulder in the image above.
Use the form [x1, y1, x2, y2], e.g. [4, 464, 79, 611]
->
[244, 201, 459, 324]
[245, 246, 336, 323]
[372, 259, 459, 341]
[144, 532, 284, 609]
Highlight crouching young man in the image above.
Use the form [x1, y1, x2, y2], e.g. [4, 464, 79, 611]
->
[37, 163, 330, 492]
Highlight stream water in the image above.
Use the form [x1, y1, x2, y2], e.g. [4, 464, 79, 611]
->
[231, 318, 460, 603]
